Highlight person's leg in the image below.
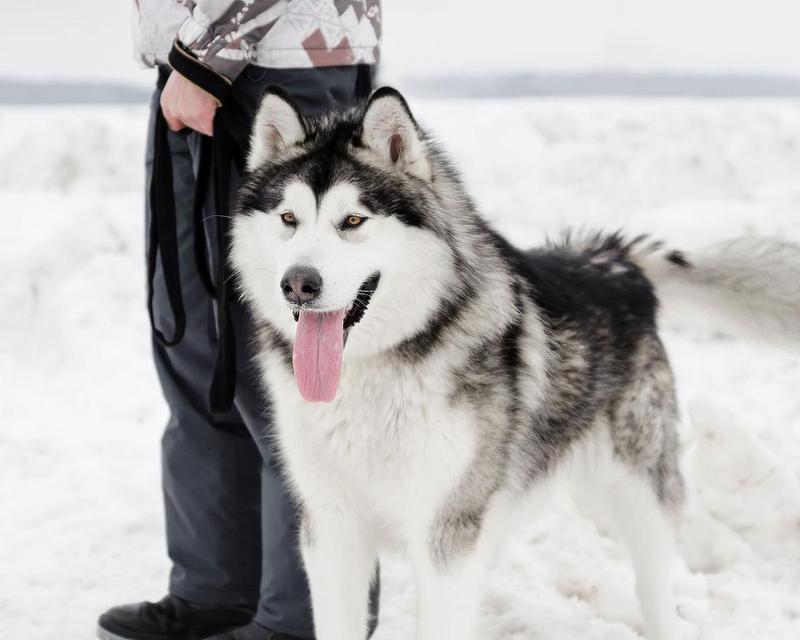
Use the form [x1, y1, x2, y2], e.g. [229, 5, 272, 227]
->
[98, 78, 267, 640]
[146, 83, 264, 609]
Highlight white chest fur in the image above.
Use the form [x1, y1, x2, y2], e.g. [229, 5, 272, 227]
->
[260, 350, 478, 543]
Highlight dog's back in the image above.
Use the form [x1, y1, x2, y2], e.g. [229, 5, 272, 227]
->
[488, 231, 684, 510]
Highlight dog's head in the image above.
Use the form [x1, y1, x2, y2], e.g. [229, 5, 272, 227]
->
[231, 87, 458, 402]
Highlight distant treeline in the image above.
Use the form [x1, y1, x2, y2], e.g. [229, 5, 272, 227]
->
[0, 78, 151, 104]
[403, 72, 800, 99]
[3, 72, 800, 104]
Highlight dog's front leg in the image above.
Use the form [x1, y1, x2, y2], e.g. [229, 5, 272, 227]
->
[300, 503, 376, 640]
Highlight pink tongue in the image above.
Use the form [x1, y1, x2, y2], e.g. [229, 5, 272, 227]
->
[293, 309, 346, 402]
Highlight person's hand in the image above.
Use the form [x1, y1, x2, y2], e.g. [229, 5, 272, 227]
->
[160, 71, 219, 136]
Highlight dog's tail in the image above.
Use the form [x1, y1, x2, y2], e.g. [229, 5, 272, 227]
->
[632, 236, 800, 344]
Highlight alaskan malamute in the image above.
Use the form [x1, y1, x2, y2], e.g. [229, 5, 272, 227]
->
[230, 87, 800, 640]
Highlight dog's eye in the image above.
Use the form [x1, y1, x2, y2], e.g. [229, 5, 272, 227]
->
[343, 214, 365, 229]
[280, 212, 297, 226]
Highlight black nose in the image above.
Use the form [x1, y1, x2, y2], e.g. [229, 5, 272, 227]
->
[280, 265, 323, 305]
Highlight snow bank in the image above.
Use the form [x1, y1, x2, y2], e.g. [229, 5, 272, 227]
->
[1, 99, 799, 639]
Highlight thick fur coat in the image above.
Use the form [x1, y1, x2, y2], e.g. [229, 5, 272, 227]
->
[230, 87, 800, 640]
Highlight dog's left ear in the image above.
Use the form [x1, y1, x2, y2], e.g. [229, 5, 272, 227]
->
[361, 87, 430, 180]
[247, 86, 307, 171]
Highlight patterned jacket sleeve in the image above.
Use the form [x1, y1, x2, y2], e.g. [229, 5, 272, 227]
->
[174, 1, 286, 84]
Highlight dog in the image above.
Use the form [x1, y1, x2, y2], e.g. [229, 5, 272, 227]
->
[229, 86, 800, 640]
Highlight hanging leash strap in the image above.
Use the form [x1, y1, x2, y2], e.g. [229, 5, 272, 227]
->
[192, 134, 216, 298]
[148, 67, 247, 414]
[206, 109, 247, 414]
[147, 100, 186, 348]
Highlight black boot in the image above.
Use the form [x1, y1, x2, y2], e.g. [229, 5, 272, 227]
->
[204, 621, 305, 640]
[97, 594, 255, 640]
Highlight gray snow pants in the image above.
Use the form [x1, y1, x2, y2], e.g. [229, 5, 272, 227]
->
[146, 64, 372, 638]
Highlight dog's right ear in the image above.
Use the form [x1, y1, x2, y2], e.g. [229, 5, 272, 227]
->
[247, 86, 307, 171]
[361, 87, 431, 180]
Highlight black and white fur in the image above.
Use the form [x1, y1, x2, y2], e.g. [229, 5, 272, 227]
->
[230, 87, 800, 640]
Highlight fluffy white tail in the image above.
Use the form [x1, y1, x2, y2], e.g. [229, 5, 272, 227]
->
[635, 236, 800, 344]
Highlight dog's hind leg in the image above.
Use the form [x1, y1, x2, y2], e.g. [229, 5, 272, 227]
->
[605, 462, 681, 640]
[597, 337, 685, 639]
[571, 421, 683, 640]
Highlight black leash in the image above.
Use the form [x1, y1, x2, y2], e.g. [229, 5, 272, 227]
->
[148, 69, 248, 414]
[206, 112, 246, 414]
[192, 134, 216, 298]
[147, 104, 186, 348]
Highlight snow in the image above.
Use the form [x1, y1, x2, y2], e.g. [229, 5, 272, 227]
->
[1, 98, 799, 639]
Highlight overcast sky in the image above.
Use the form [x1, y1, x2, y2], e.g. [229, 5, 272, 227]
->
[3, 1, 799, 86]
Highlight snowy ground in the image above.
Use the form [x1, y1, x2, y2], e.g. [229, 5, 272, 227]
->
[1, 98, 799, 640]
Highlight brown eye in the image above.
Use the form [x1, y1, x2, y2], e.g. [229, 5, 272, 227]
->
[281, 211, 296, 225]
[345, 214, 364, 228]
